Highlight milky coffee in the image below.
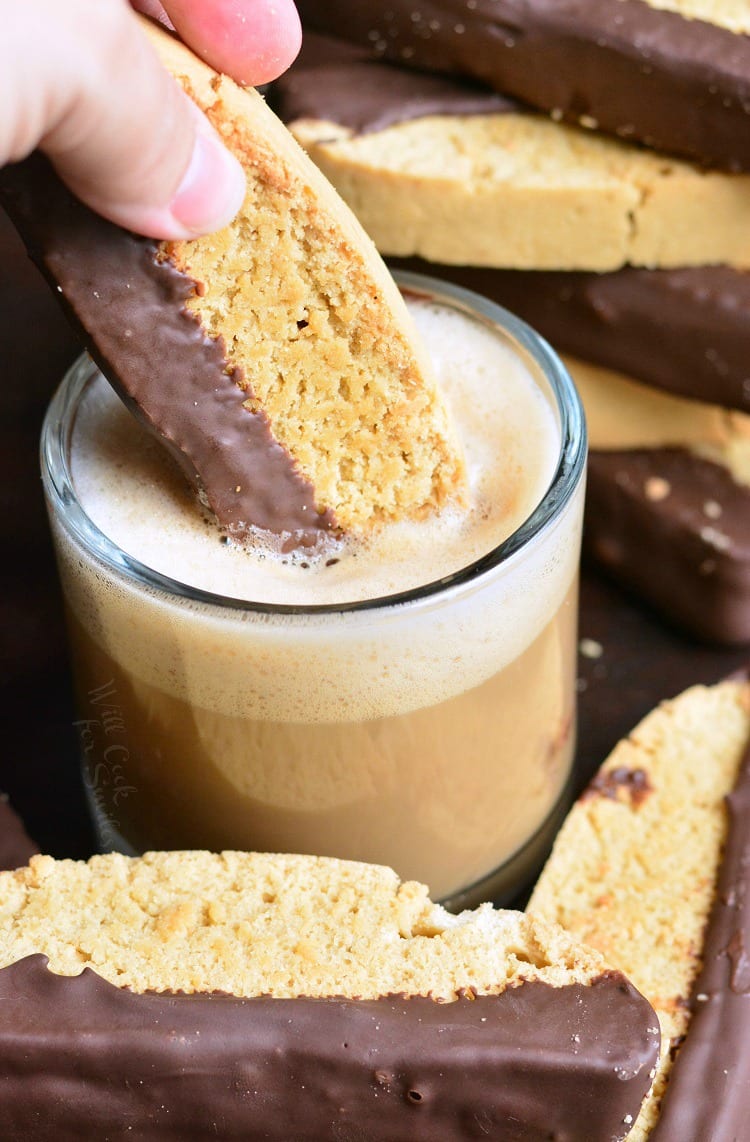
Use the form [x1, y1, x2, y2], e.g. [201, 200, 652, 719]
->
[45, 288, 584, 903]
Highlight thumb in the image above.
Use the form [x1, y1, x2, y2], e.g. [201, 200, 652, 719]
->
[2, 0, 246, 239]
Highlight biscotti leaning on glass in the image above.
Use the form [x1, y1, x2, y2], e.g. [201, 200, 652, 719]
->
[0, 16, 466, 554]
[0, 849, 659, 1140]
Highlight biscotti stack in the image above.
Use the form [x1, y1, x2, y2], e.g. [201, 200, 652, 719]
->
[529, 677, 750, 1138]
[0, 849, 660, 1139]
[275, 6, 750, 642]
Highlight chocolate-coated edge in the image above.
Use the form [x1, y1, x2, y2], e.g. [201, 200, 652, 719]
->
[389, 259, 750, 415]
[650, 736, 750, 1140]
[296, 0, 750, 171]
[585, 449, 750, 646]
[0, 958, 658, 1141]
[0, 156, 336, 547]
[0, 796, 38, 871]
[268, 32, 520, 135]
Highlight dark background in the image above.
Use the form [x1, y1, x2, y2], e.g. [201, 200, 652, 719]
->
[0, 209, 747, 871]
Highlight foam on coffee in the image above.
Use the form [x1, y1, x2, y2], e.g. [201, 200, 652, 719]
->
[70, 298, 559, 607]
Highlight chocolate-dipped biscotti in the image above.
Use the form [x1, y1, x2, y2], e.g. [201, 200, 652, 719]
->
[529, 679, 750, 1140]
[0, 18, 466, 549]
[564, 357, 750, 645]
[277, 35, 750, 272]
[388, 261, 750, 415]
[295, 0, 750, 172]
[274, 38, 750, 406]
[0, 850, 659, 1140]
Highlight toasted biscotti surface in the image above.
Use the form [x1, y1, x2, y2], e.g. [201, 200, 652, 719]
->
[569, 356, 750, 486]
[528, 680, 750, 1140]
[289, 112, 750, 271]
[0, 850, 612, 999]
[141, 19, 465, 532]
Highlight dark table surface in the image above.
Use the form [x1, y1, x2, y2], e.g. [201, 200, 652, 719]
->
[1, 211, 747, 878]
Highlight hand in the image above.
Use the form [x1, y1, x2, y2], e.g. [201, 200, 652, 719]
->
[0, 0, 301, 238]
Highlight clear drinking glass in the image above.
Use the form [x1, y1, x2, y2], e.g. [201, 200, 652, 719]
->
[41, 272, 586, 910]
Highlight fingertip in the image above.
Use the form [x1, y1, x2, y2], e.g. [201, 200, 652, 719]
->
[166, 112, 247, 237]
[252, 3, 303, 85]
[163, 0, 302, 86]
[71, 106, 247, 240]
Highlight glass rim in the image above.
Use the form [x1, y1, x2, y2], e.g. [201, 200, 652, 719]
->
[41, 269, 587, 618]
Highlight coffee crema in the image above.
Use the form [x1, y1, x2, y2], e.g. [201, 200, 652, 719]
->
[70, 298, 559, 606]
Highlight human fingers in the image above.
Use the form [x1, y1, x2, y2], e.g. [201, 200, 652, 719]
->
[1, 0, 245, 238]
[157, 0, 302, 85]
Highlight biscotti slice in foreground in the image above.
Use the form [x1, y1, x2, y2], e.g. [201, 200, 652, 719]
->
[0, 851, 659, 1141]
[295, 0, 750, 172]
[276, 36, 750, 271]
[0, 20, 465, 550]
[528, 679, 750, 1140]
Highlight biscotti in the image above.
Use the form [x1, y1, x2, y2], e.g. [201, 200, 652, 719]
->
[389, 259, 750, 414]
[289, 111, 750, 272]
[585, 449, 750, 645]
[565, 357, 750, 645]
[528, 679, 750, 1139]
[0, 850, 659, 1140]
[0, 795, 38, 872]
[570, 356, 750, 466]
[295, 0, 750, 171]
[279, 34, 750, 271]
[0, 19, 466, 548]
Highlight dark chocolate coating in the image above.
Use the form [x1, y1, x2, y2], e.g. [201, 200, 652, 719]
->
[389, 259, 750, 415]
[269, 32, 519, 134]
[295, 0, 750, 171]
[0, 957, 658, 1141]
[650, 738, 750, 1140]
[585, 449, 750, 646]
[0, 797, 38, 871]
[0, 156, 336, 547]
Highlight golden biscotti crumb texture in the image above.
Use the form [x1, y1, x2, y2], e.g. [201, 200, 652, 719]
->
[141, 19, 466, 533]
[0, 850, 611, 1000]
[528, 680, 750, 1141]
[289, 113, 750, 271]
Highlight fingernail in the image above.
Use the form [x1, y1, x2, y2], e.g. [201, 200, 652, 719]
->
[168, 114, 246, 237]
